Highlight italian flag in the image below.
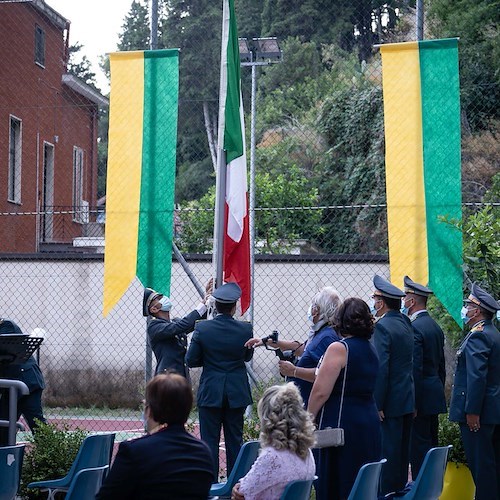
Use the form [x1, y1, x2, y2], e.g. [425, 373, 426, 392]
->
[103, 50, 179, 316]
[217, 0, 251, 313]
[380, 38, 463, 324]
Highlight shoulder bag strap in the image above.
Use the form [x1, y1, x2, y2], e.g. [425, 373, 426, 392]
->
[318, 339, 349, 429]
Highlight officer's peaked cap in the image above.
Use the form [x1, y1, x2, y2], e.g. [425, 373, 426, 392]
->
[213, 282, 241, 304]
[466, 283, 500, 313]
[403, 276, 433, 297]
[373, 274, 405, 299]
[143, 287, 163, 316]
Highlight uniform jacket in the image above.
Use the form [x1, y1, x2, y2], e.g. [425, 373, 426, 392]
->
[96, 424, 214, 500]
[449, 320, 500, 424]
[373, 310, 415, 417]
[186, 314, 253, 408]
[411, 311, 447, 415]
[147, 310, 202, 376]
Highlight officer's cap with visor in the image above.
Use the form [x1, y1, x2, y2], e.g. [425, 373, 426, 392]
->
[464, 282, 500, 314]
[373, 274, 405, 299]
[403, 276, 433, 297]
[143, 288, 167, 317]
[213, 282, 241, 304]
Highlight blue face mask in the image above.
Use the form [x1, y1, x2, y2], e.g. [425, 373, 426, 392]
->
[401, 305, 409, 316]
[159, 296, 172, 312]
[460, 306, 470, 324]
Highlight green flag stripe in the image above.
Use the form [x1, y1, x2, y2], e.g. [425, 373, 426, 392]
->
[224, 0, 244, 164]
[137, 50, 179, 293]
[419, 39, 463, 324]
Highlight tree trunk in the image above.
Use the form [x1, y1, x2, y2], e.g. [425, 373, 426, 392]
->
[203, 101, 217, 172]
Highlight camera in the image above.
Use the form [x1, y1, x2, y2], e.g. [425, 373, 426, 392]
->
[262, 330, 296, 363]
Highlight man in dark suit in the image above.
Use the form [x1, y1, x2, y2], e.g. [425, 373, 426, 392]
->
[449, 283, 500, 500]
[371, 275, 414, 496]
[186, 282, 253, 479]
[97, 372, 214, 499]
[402, 276, 447, 479]
[0, 318, 46, 446]
[143, 279, 212, 377]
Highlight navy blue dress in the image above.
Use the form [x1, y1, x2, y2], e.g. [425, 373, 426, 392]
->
[316, 337, 382, 500]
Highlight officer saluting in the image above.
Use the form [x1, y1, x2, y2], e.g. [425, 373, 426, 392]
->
[402, 276, 446, 479]
[449, 283, 500, 500]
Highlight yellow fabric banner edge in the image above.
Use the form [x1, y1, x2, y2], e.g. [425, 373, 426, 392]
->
[381, 42, 429, 289]
[103, 52, 145, 316]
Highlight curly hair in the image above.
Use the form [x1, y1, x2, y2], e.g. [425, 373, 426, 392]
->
[257, 383, 315, 459]
[334, 297, 374, 339]
[312, 286, 342, 324]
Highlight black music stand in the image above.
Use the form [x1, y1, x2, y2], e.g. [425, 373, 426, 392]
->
[0, 335, 44, 366]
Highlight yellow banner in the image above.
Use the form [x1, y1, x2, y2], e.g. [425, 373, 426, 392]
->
[380, 42, 429, 288]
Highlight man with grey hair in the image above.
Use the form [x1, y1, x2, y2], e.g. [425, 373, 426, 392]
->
[246, 286, 342, 407]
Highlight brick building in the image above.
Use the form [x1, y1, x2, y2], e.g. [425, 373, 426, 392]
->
[0, 0, 107, 253]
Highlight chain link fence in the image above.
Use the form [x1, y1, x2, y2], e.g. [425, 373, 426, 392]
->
[0, 0, 498, 462]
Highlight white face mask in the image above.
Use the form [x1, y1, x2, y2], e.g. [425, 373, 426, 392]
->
[307, 305, 315, 326]
[159, 296, 172, 312]
[461, 306, 471, 324]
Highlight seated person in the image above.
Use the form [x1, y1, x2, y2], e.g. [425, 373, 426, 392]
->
[97, 373, 213, 500]
[231, 383, 316, 500]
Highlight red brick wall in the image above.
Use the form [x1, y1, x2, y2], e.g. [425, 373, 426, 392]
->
[0, 2, 99, 252]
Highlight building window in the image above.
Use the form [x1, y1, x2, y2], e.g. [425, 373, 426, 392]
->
[35, 24, 45, 67]
[73, 146, 87, 223]
[8, 116, 22, 203]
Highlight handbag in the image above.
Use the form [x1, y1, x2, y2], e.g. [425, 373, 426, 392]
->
[313, 340, 349, 448]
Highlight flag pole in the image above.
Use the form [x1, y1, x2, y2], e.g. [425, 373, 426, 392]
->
[213, 0, 230, 289]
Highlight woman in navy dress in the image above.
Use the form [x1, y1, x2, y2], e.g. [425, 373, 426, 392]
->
[308, 297, 382, 500]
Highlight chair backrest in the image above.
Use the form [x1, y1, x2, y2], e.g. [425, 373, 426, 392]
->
[280, 477, 316, 500]
[65, 433, 115, 482]
[347, 458, 387, 500]
[209, 440, 260, 496]
[403, 446, 452, 500]
[0, 444, 25, 500]
[65, 465, 109, 500]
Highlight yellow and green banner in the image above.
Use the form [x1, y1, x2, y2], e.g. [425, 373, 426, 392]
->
[103, 49, 179, 316]
[381, 38, 462, 324]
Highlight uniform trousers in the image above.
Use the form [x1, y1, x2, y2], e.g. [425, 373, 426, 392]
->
[199, 405, 245, 480]
[380, 413, 413, 495]
[410, 413, 439, 478]
[460, 423, 500, 500]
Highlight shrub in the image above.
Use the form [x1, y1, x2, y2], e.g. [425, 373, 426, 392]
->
[20, 421, 87, 499]
[438, 414, 467, 464]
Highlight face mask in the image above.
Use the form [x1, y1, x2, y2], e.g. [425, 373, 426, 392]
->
[307, 305, 314, 325]
[401, 305, 409, 316]
[159, 296, 172, 312]
[460, 306, 470, 324]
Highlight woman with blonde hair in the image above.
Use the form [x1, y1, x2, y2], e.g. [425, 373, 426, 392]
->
[231, 383, 316, 500]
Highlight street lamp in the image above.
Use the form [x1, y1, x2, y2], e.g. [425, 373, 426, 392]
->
[239, 37, 283, 324]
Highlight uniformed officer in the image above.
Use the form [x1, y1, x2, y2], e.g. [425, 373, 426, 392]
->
[0, 319, 46, 445]
[402, 276, 447, 479]
[449, 283, 500, 500]
[143, 279, 212, 378]
[186, 282, 253, 479]
[371, 275, 414, 496]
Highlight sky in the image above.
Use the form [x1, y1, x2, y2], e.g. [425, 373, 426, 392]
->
[47, 0, 134, 92]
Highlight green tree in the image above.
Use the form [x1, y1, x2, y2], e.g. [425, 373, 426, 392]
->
[176, 165, 321, 254]
[117, 0, 150, 51]
[428, 0, 500, 131]
[67, 43, 98, 89]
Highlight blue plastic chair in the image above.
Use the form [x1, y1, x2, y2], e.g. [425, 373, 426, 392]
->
[347, 458, 387, 500]
[65, 465, 109, 500]
[280, 476, 317, 500]
[399, 446, 452, 500]
[28, 433, 115, 500]
[209, 440, 260, 498]
[0, 444, 25, 500]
